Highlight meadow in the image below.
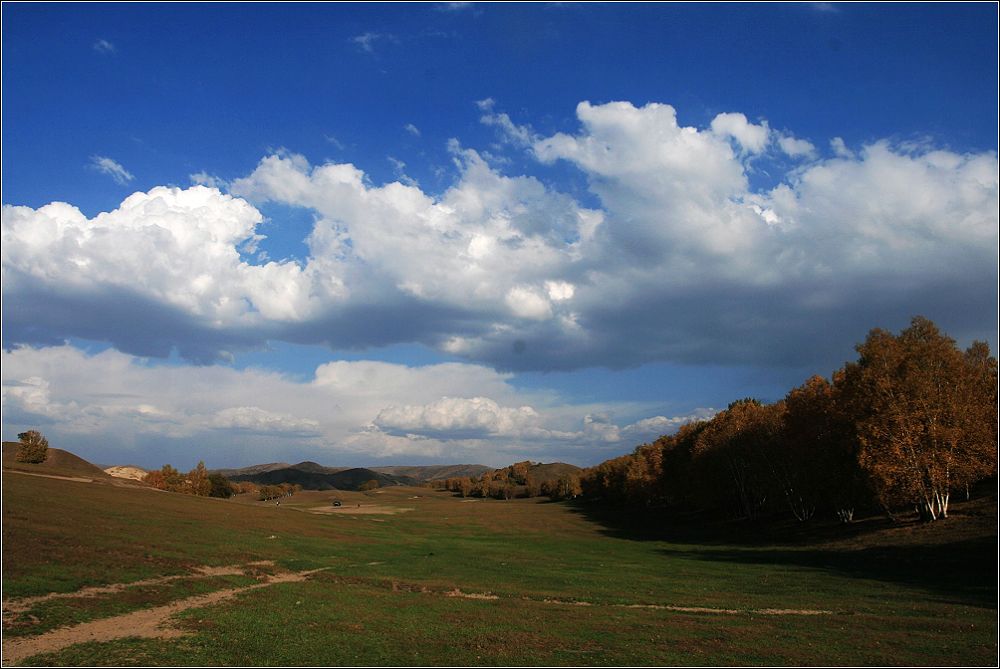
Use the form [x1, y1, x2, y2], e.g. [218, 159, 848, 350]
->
[2, 467, 996, 666]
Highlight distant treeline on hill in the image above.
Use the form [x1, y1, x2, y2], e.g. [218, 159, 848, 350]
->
[436, 461, 583, 500]
[580, 317, 997, 523]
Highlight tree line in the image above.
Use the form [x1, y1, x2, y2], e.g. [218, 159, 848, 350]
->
[580, 317, 997, 523]
[142, 463, 302, 501]
[436, 461, 583, 501]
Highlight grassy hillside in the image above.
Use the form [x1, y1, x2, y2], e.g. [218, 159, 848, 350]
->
[211, 462, 292, 478]
[1, 442, 137, 485]
[2, 460, 995, 666]
[526, 461, 580, 483]
[371, 464, 492, 481]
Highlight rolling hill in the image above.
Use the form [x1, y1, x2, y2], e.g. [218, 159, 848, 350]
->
[370, 464, 492, 481]
[1, 442, 148, 488]
[212, 462, 296, 478]
[525, 462, 582, 484]
[2, 441, 112, 478]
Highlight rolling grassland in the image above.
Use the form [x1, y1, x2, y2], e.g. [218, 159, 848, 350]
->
[2, 470, 996, 666]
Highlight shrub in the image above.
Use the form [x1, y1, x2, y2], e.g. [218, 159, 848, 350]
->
[208, 473, 235, 498]
[16, 430, 49, 464]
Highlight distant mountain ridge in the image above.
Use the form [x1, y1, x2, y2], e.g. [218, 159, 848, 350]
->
[212, 461, 491, 489]
[225, 465, 417, 491]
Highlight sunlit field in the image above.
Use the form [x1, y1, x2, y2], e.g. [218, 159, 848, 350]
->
[2, 471, 995, 666]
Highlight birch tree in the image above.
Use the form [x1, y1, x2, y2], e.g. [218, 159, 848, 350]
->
[839, 317, 997, 521]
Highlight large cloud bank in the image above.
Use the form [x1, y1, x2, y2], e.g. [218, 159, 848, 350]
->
[3, 101, 996, 371]
[0, 345, 705, 466]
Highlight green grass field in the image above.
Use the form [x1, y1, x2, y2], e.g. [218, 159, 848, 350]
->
[2, 469, 996, 666]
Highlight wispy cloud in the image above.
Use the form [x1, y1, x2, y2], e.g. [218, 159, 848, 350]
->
[324, 134, 346, 150]
[404, 123, 421, 138]
[93, 38, 116, 54]
[388, 156, 418, 187]
[351, 32, 397, 54]
[189, 171, 228, 190]
[89, 156, 134, 184]
[478, 98, 536, 147]
[434, 2, 478, 12]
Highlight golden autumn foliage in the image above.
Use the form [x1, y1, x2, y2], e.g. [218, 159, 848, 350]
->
[580, 316, 997, 524]
[837, 317, 997, 520]
[143, 461, 232, 498]
[15, 430, 49, 464]
[439, 462, 580, 501]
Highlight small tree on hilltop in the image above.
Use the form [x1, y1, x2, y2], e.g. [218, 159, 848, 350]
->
[16, 430, 49, 463]
[358, 479, 380, 492]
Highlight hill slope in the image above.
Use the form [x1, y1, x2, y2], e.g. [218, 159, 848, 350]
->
[370, 464, 492, 481]
[2, 442, 148, 489]
[526, 462, 581, 484]
[2, 442, 114, 479]
[213, 462, 294, 478]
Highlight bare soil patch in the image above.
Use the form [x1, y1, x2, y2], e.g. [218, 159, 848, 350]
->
[1, 567, 326, 665]
[2, 563, 271, 615]
[103, 466, 147, 481]
[308, 505, 414, 515]
[444, 588, 499, 601]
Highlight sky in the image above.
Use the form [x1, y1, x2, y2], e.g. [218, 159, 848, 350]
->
[2, 2, 997, 470]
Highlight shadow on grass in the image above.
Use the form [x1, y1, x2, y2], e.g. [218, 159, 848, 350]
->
[566, 497, 998, 608]
[659, 536, 997, 608]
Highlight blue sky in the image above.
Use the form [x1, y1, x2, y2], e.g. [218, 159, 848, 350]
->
[2, 3, 997, 470]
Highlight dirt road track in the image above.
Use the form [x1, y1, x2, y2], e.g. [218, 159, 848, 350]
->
[1, 568, 326, 665]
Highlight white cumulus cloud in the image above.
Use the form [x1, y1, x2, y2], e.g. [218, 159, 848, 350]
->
[1, 345, 689, 467]
[710, 112, 771, 154]
[3, 100, 995, 373]
[777, 134, 817, 159]
[374, 396, 540, 439]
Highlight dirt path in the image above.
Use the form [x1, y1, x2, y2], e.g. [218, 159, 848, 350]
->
[1, 568, 325, 666]
[1, 563, 268, 615]
[1, 469, 94, 484]
[612, 603, 831, 615]
[3, 567, 832, 664]
[2, 469, 161, 492]
[325, 575, 835, 616]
